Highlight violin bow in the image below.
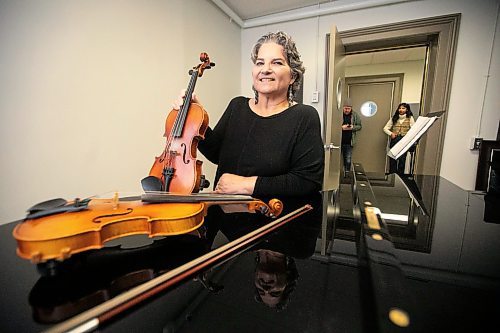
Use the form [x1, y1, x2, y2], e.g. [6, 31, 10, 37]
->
[43, 204, 313, 333]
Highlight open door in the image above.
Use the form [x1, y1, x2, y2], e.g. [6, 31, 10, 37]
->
[321, 25, 345, 255]
[323, 25, 345, 191]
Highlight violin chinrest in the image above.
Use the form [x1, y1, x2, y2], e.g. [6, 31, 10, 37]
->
[26, 198, 90, 220]
[28, 198, 68, 214]
[141, 176, 163, 192]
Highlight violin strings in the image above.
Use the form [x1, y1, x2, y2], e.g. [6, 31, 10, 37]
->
[163, 69, 199, 170]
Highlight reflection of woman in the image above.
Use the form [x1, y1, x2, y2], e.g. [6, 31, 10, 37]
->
[254, 249, 298, 310]
[207, 194, 321, 310]
[175, 31, 324, 197]
[383, 103, 415, 174]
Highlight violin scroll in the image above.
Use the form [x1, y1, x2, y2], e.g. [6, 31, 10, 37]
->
[191, 52, 215, 77]
[248, 199, 283, 218]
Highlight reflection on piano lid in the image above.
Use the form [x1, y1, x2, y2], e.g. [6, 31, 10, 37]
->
[29, 235, 207, 324]
[398, 174, 430, 216]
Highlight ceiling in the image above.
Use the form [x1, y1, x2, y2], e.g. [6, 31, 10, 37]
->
[219, 0, 333, 20]
[215, 0, 426, 65]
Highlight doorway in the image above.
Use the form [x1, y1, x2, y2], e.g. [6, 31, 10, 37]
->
[345, 45, 427, 174]
[337, 14, 460, 176]
[323, 15, 460, 189]
[320, 14, 460, 255]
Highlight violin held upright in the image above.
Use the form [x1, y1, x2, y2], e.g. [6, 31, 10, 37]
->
[142, 53, 214, 193]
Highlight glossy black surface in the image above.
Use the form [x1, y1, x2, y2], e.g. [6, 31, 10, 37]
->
[1, 176, 499, 332]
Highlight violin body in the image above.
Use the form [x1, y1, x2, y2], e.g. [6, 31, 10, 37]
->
[13, 194, 283, 264]
[148, 102, 209, 193]
[13, 198, 205, 264]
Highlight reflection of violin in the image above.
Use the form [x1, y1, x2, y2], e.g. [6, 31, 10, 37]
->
[43, 204, 311, 333]
[141, 53, 214, 193]
[12, 193, 283, 264]
[29, 235, 206, 323]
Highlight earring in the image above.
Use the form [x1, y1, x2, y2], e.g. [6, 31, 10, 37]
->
[288, 85, 294, 106]
[253, 86, 259, 104]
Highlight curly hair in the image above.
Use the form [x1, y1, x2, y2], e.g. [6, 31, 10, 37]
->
[251, 31, 305, 102]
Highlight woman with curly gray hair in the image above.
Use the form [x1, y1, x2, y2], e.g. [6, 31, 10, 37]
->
[251, 31, 305, 106]
[177, 31, 324, 197]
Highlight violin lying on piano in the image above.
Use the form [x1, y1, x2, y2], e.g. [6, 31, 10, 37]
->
[12, 192, 283, 264]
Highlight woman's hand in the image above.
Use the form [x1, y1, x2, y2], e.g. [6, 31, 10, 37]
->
[172, 89, 201, 110]
[214, 173, 257, 195]
[390, 132, 397, 139]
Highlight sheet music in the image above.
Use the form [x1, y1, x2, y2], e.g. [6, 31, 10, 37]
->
[387, 116, 438, 159]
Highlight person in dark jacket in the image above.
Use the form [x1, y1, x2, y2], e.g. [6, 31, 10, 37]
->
[340, 98, 362, 176]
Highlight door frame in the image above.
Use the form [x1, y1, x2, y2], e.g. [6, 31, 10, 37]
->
[338, 13, 461, 176]
[321, 14, 459, 255]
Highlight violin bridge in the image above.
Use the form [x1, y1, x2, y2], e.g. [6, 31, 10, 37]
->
[113, 192, 119, 209]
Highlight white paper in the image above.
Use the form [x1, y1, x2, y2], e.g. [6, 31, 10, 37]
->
[387, 116, 438, 159]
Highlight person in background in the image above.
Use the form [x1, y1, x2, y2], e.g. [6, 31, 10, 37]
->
[340, 98, 362, 176]
[383, 102, 415, 174]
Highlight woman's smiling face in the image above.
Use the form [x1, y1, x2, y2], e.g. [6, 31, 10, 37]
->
[252, 42, 294, 99]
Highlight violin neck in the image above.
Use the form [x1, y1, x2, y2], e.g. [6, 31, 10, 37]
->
[173, 70, 199, 137]
[142, 192, 254, 203]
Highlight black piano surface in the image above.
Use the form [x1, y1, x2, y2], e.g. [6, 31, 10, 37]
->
[0, 174, 499, 333]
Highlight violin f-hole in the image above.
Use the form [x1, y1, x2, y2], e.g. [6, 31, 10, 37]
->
[93, 208, 133, 223]
[181, 143, 190, 165]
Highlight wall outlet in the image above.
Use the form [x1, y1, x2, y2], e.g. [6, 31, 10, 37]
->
[470, 137, 483, 150]
[311, 91, 319, 103]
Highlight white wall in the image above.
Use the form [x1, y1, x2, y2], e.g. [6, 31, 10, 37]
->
[241, 0, 500, 191]
[346, 60, 426, 103]
[0, 0, 240, 223]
